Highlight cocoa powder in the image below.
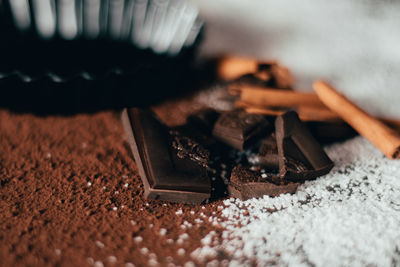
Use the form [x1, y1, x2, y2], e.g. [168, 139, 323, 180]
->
[0, 109, 224, 267]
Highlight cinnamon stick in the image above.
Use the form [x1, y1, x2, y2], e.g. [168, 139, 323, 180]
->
[240, 104, 342, 122]
[313, 80, 400, 159]
[234, 89, 400, 130]
[230, 85, 325, 108]
[218, 57, 259, 80]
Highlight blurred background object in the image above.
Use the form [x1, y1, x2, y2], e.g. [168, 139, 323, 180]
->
[1, 0, 399, 118]
[6, 0, 202, 54]
[192, 0, 400, 118]
[0, 0, 207, 114]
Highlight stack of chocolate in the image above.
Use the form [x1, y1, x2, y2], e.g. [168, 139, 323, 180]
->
[122, 107, 334, 203]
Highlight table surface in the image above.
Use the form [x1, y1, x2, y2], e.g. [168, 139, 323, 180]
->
[1, 85, 399, 266]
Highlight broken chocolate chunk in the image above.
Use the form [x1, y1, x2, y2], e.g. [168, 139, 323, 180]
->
[228, 166, 299, 200]
[256, 133, 280, 171]
[257, 63, 274, 71]
[306, 121, 357, 144]
[186, 109, 220, 135]
[231, 73, 274, 87]
[169, 130, 210, 168]
[212, 110, 272, 150]
[121, 108, 211, 204]
[275, 111, 334, 181]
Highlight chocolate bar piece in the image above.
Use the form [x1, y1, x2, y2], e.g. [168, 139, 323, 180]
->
[228, 166, 299, 200]
[186, 109, 220, 135]
[121, 108, 211, 204]
[231, 73, 274, 87]
[212, 110, 272, 150]
[306, 121, 357, 144]
[275, 111, 334, 181]
[256, 133, 280, 171]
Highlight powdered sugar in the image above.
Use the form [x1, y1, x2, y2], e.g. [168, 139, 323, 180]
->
[192, 137, 400, 266]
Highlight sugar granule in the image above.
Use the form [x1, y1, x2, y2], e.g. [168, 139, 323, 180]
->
[177, 248, 185, 256]
[140, 247, 149, 255]
[133, 236, 143, 243]
[175, 209, 183, 215]
[107, 256, 117, 263]
[95, 240, 104, 249]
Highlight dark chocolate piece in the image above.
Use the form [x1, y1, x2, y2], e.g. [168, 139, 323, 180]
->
[212, 110, 272, 150]
[258, 63, 274, 71]
[169, 130, 210, 168]
[228, 166, 299, 200]
[306, 121, 357, 144]
[121, 108, 211, 204]
[256, 133, 280, 171]
[186, 109, 220, 135]
[275, 111, 334, 181]
[230, 73, 274, 87]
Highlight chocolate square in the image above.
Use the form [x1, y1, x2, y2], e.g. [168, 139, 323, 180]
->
[228, 166, 299, 200]
[121, 108, 211, 204]
[256, 133, 280, 171]
[212, 110, 272, 150]
[275, 111, 334, 181]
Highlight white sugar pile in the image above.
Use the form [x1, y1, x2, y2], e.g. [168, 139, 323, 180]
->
[192, 137, 400, 266]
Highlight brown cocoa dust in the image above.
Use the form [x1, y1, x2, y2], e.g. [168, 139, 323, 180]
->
[0, 107, 224, 267]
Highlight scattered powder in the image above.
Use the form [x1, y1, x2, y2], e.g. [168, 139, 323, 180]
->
[87, 182, 92, 186]
[192, 137, 400, 266]
[93, 261, 104, 267]
[54, 249, 61, 256]
[125, 263, 135, 267]
[195, 85, 235, 111]
[159, 228, 167, 236]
